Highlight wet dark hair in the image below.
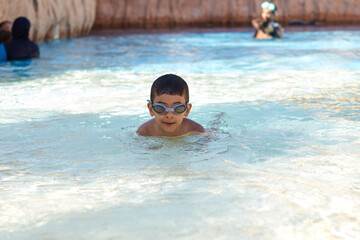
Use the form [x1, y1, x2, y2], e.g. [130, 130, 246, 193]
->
[150, 74, 189, 103]
[0, 21, 12, 30]
[0, 29, 11, 43]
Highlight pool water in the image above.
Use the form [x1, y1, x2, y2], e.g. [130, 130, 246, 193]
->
[0, 28, 359, 240]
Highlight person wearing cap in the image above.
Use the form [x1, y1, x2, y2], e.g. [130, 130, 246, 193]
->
[251, 1, 284, 39]
[0, 17, 39, 61]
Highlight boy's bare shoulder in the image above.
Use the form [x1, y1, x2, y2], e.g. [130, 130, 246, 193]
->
[137, 119, 155, 136]
[183, 118, 205, 133]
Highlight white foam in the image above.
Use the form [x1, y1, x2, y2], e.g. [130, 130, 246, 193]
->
[1, 69, 358, 124]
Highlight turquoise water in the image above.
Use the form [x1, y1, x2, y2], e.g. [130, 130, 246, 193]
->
[0, 29, 359, 240]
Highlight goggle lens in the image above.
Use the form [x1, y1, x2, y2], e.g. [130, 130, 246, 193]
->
[174, 105, 186, 114]
[153, 105, 166, 114]
[151, 102, 187, 114]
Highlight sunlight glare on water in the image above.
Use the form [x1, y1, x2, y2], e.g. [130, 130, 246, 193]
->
[0, 29, 359, 240]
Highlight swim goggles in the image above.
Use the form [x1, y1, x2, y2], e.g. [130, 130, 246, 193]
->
[148, 100, 188, 114]
[261, 1, 276, 12]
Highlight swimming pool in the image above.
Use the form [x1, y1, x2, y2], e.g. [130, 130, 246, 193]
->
[0, 28, 359, 240]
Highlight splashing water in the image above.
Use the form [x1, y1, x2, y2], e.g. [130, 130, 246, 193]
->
[0, 28, 359, 240]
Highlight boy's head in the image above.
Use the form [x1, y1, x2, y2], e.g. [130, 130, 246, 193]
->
[261, 1, 276, 21]
[148, 74, 192, 135]
[0, 29, 12, 43]
[150, 74, 189, 104]
[0, 21, 12, 32]
[0, 21, 12, 43]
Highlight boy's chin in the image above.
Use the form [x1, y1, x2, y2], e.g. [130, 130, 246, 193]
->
[160, 125, 180, 135]
[161, 126, 177, 133]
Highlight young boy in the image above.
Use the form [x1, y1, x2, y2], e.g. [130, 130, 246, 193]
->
[137, 74, 205, 137]
[251, 1, 284, 39]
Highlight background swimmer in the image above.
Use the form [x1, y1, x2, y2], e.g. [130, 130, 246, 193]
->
[0, 20, 12, 44]
[1, 17, 39, 61]
[252, 1, 284, 39]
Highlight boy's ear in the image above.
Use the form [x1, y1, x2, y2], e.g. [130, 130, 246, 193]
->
[184, 103, 192, 117]
[147, 103, 155, 116]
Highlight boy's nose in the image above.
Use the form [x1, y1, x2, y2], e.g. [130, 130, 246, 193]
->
[165, 111, 174, 117]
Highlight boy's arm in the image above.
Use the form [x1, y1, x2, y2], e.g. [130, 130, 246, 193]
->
[184, 118, 205, 133]
[137, 119, 154, 136]
[251, 18, 262, 30]
[276, 26, 284, 37]
[0, 44, 7, 61]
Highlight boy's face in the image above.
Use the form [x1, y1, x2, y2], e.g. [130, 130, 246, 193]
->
[148, 93, 192, 136]
[261, 9, 274, 21]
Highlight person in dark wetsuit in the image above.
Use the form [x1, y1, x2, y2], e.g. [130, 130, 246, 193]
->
[251, 1, 284, 39]
[0, 17, 39, 61]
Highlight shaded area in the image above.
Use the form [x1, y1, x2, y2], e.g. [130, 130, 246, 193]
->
[94, 0, 360, 29]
